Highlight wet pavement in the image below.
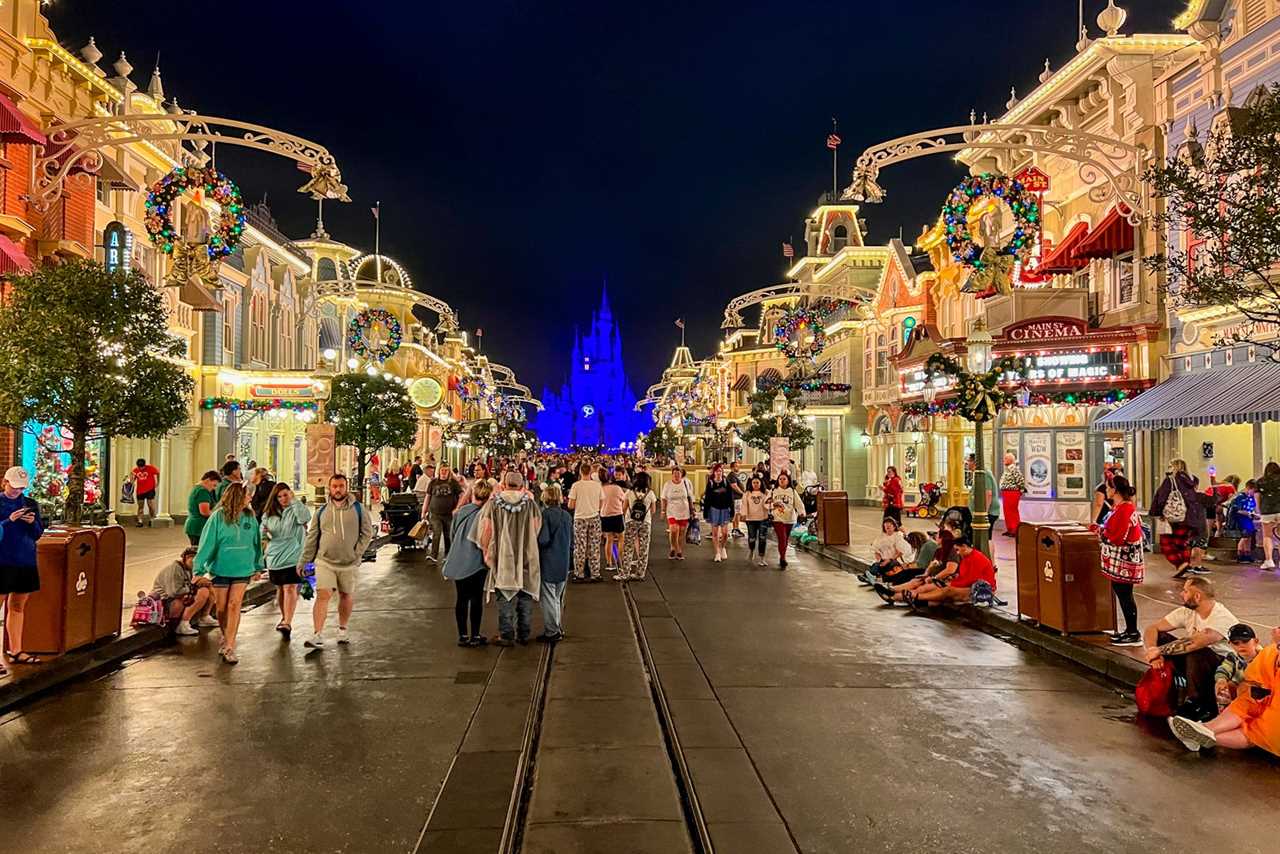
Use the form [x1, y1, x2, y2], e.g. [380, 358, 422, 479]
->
[3, 526, 1280, 853]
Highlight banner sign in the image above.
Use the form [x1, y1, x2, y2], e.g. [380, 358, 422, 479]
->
[306, 423, 336, 488]
[769, 437, 791, 481]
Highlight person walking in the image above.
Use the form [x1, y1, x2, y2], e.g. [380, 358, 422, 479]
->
[476, 472, 542, 646]
[1097, 475, 1144, 645]
[249, 467, 275, 520]
[424, 465, 464, 563]
[769, 472, 805, 570]
[0, 467, 42, 669]
[184, 470, 220, 546]
[702, 464, 735, 562]
[728, 461, 746, 539]
[661, 466, 695, 561]
[130, 457, 161, 528]
[741, 475, 771, 567]
[1255, 461, 1280, 569]
[567, 461, 604, 581]
[409, 456, 425, 493]
[620, 472, 656, 581]
[215, 459, 243, 501]
[298, 474, 373, 649]
[260, 482, 310, 641]
[443, 480, 493, 646]
[600, 470, 626, 573]
[1152, 458, 1209, 579]
[192, 482, 263, 664]
[881, 466, 904, 526]
[998, 453, 1026, 537]
[536, 483, 572, 640]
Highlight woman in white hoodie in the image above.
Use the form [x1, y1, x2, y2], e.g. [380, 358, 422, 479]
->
[868, 517, 915, 582]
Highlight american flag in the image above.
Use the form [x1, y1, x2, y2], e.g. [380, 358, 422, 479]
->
[826, 133, 841, 150]
[371, 205, 379, 220]
[674, 318, 685, 329]
[782, 242, 794, 258]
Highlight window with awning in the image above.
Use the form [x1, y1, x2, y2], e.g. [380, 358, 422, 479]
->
[1033, 221, 1091, 275]
[1076, 206, 1134, 260]
[0, 94, 46, 146]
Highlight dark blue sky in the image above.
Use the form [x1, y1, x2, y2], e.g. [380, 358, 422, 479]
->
[54, 0, 1180, 396]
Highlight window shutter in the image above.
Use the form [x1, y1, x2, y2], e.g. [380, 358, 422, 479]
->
[1243, 0, 1269, 33]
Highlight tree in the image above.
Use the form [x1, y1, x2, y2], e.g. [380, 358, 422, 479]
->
[0, 259, 193, 523]
[739, 387, 814, 453]
[465, 422, 538, 457]
[1148, 84, 1280, 353]
[325, 373, 417, 491]
[642, 423, 679, 461]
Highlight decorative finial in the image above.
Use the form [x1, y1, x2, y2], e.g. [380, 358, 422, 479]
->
[1076, 24, 1093, 52]
[1006, 87, 1019, 110]
[147, 64, 164, 100]
[1039, 58, 1052, 83]
[80, 36, 102, 66]
[166, 95, 182, 115]
[983, 111, 989, 124]
[969, 108, 977, 125]
[1186, 115, 1199, 140]
[1097, 0, 1127, 37]
[112, 51, 133, 79]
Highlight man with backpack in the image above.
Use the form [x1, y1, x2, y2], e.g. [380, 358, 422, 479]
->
[298, 474, 373, 649]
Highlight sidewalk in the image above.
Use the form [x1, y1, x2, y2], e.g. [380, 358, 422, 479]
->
[813, 505, 1279, 677]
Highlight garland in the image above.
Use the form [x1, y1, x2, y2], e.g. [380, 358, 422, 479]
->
[924, 352, 1028, 423]
[771, 380, 851, 394]
[774, 300, 838, 361]
[900, 379, 1137, 417]
[348, 308, 402, 362]
[199, 397, 317, 412]
[942, 173, 1039, 267]
[144, 166, 246, 258]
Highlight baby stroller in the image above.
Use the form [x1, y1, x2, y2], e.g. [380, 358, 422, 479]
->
[383, 492, 425, 552]
[801, 484, 822, 537]
[910, 482, 943, 519]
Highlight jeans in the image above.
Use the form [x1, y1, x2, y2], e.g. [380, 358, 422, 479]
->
[454, 570, 487, 637]
[540, 580, 567, 636]
[498, 590, 534, 640]
[1157, 630, 1223, 713]
[430, 513, 452, 561]
[746, 520, 769, 556]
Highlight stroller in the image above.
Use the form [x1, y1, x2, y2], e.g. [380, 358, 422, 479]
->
[910, 482, 943, 519]
[383, 492, 426, 552]
[801, 484, 822, 537]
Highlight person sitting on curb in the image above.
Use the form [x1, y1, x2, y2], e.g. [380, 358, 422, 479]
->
[1169, 624, 1280, 756]
[152, 546, 217, 636]
[886, 538, 995, 610]
[1214, 623, 1265, 711]
[861, 517, 915, 585]
[1142, 577, 1239, 722]
[874, 521, 961, 604]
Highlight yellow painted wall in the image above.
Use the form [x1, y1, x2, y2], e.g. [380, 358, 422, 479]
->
[1178, 424, 1254, 483]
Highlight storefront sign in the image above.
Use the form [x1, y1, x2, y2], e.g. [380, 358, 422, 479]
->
[250, 383, 315, 400]
[901, 369, 954, 397]
[1003, 318, 1086, 342]
[306, 423, 336, 488]
[769, 437, 791, 480]
[1005, 350, 1126, 382]
[1024, 432, 1053, 498]
[1056, 431, 1087, 499]
[1015, 166, 1050, 194]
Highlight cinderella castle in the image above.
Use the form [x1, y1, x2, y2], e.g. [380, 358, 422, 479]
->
[533, 285, 645, 449]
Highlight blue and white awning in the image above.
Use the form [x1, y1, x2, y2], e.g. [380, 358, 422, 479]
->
[1094, 363, 1280, 431]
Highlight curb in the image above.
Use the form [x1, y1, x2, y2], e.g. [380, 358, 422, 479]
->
[0, 579, 278, 716]
[798, 539, 1145, 689]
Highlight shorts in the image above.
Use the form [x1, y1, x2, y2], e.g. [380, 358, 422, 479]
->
[314, 565, 359, 594]
[269, 567, 302, 586]
[707, 507, 733, 526]
[667, 517, 689, 528]
[0, 563, 39, 595]
[210, 576, 250, 588]
[734, 499, 743, 515]
[601, 514, 625, 534]
[138, 490, 157, 501]
[1260, 513, 1280, 524]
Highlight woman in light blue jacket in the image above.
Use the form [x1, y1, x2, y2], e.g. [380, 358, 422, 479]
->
[260, 483, 311, 641]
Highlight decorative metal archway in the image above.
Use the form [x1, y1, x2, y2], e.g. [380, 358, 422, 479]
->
[721, 281, 876, 329]
[31, 111, 350, 211]
[842, 121, 1148, 226]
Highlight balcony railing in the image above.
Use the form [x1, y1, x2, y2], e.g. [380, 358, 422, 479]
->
[799, 388, 852, 408]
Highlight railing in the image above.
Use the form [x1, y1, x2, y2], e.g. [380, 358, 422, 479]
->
[800, 388, 852, 408]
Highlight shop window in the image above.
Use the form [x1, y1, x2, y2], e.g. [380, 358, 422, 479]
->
[1109, 252, 1136, 309]
[317, 257, 338, 282]
[95, 178, 111, 206]
[875, 333, 894, 387]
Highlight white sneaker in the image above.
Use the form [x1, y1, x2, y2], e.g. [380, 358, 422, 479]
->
[195, 615, 219, 628]
[336, 627, 351, 644]
[174, 620, 198, 636]
[304, 633, 326, 648]
[1261, 559, 1276, 569]
[1168, 715, 1217, 752]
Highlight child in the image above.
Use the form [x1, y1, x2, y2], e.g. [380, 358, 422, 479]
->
[1228, 480, 1259, 561]
[151, 546, 216, 636]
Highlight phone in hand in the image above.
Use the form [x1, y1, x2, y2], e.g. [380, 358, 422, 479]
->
[1208, 465, 1217, 477]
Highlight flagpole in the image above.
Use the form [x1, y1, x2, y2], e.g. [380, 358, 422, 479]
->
[374, 200, 382, 284]
[831, 118, 838, 200]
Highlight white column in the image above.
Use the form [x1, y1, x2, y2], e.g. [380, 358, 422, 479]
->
[153, 436, 174, 526]
[1253, 421, 1264, 477]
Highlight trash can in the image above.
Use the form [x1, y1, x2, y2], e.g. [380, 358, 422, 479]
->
[1015, 522, 1083, 623]
[24, 528, 99, 656]
[91, 525, 127, 643]
[1035, 525, 1114, 635]
[817, 491, 849, 546]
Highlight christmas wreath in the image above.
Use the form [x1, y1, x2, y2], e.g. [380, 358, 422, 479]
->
[942, 173, 1039, 294]
[923, 352, 1028, 423]
[775, 300, 838, 361]
[348, 308, 402, 362]
[143, 165, 246, 258]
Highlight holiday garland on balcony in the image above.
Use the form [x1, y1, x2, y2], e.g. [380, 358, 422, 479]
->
[901, 377, 1137, 418]
[199, 397, 318, 412]
[144, 165, 246, 258]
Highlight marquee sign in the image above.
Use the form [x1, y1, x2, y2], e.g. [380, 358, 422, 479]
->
[250, 383, 315, 399]
[1004, 349, 1127, 382]
[1002, 317, 1086, 342]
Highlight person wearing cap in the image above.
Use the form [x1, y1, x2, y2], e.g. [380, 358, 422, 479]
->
[1169, 623, 1280, 756]
[0, 465, 44, 668]
[1213, 623, 1265, 709]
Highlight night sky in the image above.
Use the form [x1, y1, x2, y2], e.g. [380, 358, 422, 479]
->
[52, 0, 1181, 398]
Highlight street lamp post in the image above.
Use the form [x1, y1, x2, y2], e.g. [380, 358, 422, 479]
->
[965, 320, 996, 557]
[771, 390, 788, 436]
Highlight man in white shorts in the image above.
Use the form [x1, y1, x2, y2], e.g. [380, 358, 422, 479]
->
[298, 474, 373, 648]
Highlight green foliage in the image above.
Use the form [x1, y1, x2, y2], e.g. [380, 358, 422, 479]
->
[642, 423, 679, 460]
[924, 352, 1028, 423]
[1148, 84, 1280, 350]
[739, 387, 813, 453]
[0, 259, 193, 522]
[325, 373, 417, 487]
[465, 422, 538, 457]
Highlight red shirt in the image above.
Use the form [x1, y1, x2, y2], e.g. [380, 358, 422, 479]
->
[132, 464, 159, 495]
[1101, 501, 1142, 545]
[951, 550, 996, 590]
[882, 476, 904, 509]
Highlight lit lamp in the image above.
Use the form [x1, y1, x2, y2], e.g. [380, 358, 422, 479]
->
[966, 317, 994, 374]
[771, 390, 788, 436]
[859, 430, 872, 447]
[965, 317, 996, 556]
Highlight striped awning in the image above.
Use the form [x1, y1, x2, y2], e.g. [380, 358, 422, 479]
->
[1094, 363, 1280, 431]
[731, 374, 752, 391]
[757, 368, 783, 388]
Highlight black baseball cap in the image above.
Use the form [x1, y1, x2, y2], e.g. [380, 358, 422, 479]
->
[1228, 624, 1256, 643]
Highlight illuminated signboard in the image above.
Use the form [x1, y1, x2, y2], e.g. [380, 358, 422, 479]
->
[901, 369, 954, 397]
[250, 383, 315, 399]
[1004, 350, 1127, 382]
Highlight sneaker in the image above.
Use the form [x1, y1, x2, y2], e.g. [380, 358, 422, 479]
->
[493, 636, 515, 647]
[1261, 559, 1276, 570]
[858, 570, 875, 586]
[425, 555, 437, 564]
[1168, 715, 1217, 752]
[174, 620, 198, 636]
[613, 572, 628, 581]
[535, 632, 563, 643]
[1187, 566, 1212, 576]
[304, 633, 326, 648]
[336, 627, 351, 644]
[677, 553, 685, 560]
[468, 635, 489, 647]
[713, 553, 721, 563]
[195, 615, 219, 628]
[757, 556, 767, 567]
[1109, 631, 1142, 646]
[458, 635, 470, 647]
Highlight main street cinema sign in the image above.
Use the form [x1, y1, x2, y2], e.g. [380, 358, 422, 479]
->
[1003, 317, 1086, 342]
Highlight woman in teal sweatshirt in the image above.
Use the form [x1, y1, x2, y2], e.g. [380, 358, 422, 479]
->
[260, 482, 311, 641]
[193, 482, 263, 664]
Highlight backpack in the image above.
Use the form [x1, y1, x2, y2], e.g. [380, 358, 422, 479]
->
[120, 479, 136, 504]
[131, 593, 167, 627]
[317, 501, 364, 527]
[629, 492, 649, 523]
[1163, 475, 1187, 523]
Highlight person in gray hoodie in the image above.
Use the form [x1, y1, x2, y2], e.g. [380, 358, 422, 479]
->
[298, 474, 373, 649]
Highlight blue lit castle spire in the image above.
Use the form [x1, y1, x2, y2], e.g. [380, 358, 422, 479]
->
[534, 283, 644, 448]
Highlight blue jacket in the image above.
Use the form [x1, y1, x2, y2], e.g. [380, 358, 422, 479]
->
[0, 493, 41, 568]
[537, 505, 573, 584]
[442, 503, 486, 581]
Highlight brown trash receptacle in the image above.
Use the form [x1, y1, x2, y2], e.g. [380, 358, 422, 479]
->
[817, 491, 849, 546]
[1015, 522, 1083, 623]
[24, 528, 99, 656]
[1035, 526, 1115, 635]
[91, 525, 127, 643]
